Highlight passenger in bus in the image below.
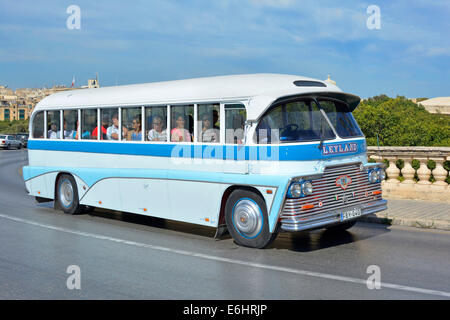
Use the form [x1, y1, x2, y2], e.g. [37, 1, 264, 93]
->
[92, 115, 109, 140]
[199, 113, 219, 143]
[171, 114, 191, 142]
[107, 113, 128, 140]
[127, 115, 142, 141]
[212, 110, 220, 130]
[74, 120, 90, 139]
[188, 114, 194, 136]
[47, 122, 59, 139]
[58, 120, 75, 139]
[148, 116, 167, 141]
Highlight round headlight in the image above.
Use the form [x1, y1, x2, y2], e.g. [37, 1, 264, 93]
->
[378, 169, 386, 181]
[301, 181, 313, 195]
[289, 183, 302, 198]
[369, 170, 379, 183]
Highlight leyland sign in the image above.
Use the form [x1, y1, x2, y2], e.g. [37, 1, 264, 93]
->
[321, 143, 358, 156]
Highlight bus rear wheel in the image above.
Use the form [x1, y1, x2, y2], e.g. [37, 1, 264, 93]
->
[225, 189, 277, 249]
[56, 174, 83, 215]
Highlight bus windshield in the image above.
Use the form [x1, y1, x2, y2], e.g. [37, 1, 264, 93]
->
[256, 99, 335, 144]
[318, 99, 363, 138]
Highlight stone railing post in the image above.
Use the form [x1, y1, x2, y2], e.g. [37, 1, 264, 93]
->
[416, 157, 432, 185]
[366, 146, 449, 203]
[431, 157, 448, 186]
[401, 158, 416, 184]
[385, 157, 400, 184]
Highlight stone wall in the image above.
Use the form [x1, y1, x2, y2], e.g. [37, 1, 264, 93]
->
[367, 146, 450, 203]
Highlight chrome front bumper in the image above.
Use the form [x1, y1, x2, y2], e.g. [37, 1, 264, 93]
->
[280, 199, 388, 232]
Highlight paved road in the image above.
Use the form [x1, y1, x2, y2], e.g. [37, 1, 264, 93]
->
[0, 149, 449, 299]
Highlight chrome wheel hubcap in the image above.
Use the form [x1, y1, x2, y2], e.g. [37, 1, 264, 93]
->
[60, 180, 73, 207]
[233, 199, 262, 238]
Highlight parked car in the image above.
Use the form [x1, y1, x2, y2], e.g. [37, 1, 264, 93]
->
[15, 133, 29, 148]
[0, 134, 22, 149]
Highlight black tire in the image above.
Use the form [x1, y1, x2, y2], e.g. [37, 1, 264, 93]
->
[56, 174, 83, 215]
[326, 220, 357, 232]
[225, 189, 278, 248]
[6, 144, 10, 150]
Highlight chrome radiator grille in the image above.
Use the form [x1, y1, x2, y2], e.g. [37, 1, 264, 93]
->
[281, 163, 382, 221]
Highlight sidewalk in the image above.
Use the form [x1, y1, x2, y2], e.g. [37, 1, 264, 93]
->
[361, 198, 450, 231]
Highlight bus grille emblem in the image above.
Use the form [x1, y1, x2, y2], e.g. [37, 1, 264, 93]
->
[336, 175, 352, 190]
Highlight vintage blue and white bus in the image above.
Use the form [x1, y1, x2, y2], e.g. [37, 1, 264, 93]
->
[23, 74, 387, 248]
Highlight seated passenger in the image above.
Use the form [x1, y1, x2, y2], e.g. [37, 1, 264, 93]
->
[92, 115, 109, 140]
[58, 120, 75, 139]
[171, 114, 191, 142]
[148, 116, 167, 141]
[48, 123, 59, 139]
[127, 115, 142, 141]
[107, 113, 127, 140]
[199, 113, 219, 143]
[74, 120, 90, 139]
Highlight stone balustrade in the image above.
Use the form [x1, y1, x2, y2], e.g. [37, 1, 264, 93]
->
[367, 146, 450, 203]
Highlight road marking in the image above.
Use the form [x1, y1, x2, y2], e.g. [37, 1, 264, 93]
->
[1, 212, 449, 298]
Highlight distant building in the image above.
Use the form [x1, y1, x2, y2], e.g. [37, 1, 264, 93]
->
[418, 97, 450, 115]
[81, 78, 100, 89]
[0, 79, 99, 122]
[324, 75, 336, 85]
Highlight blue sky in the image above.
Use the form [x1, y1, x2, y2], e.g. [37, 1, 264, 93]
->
[0, 0, 448, 98]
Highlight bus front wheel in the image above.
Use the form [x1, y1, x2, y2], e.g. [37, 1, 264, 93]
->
[225, 189, 277, 249]
[56, 174, 83, 215]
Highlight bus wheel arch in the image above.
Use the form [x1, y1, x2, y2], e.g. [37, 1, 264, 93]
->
[54, 173, 83, 214]
[218, 185, 265, 229]
[220, 186, 277, 248]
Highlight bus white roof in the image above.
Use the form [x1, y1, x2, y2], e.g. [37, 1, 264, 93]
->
[34, 73, 360, 121]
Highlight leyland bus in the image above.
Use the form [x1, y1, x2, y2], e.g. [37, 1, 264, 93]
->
[23, 74, 387, 248]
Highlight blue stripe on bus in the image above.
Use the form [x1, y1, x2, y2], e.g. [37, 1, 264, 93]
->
[23, 165, 292, 233]
[23, 166, 293, 187]
[28, 139, 366, 161]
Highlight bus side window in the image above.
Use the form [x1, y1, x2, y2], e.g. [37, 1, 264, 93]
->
[225, 104, 246, 144]
[122, 107, 142, 141]
[171, 105, 193, 143]
[198, 104, 220, 143]
[81, 109, 97, 140]
[32, 111, 44, 138]
[46, 110, 61, 139]
[63, 110, 77, 139]
[100, 108, 118, 140]
[146, 106, 168, 142]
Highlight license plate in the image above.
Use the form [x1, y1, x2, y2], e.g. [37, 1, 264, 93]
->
[340, 207, 362, 221]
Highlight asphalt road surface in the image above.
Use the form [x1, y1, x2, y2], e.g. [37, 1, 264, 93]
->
[0, 149, 449, 299]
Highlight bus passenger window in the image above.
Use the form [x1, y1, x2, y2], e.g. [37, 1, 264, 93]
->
[63, 110, 77, 139]
[81, 109, 97, 140]
[225, 104, 246, 144]
[46, 110, 61, 139]
[32, 111, 44, 139]
[146, 106, 167, 142]
[198, 104, 220, 143]
[98, 108, 117, 140]
[122, 107, 142, 141]
[171, 105, 193, 142]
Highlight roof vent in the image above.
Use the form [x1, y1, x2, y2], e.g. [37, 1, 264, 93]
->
[293, 80, 327, 87]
